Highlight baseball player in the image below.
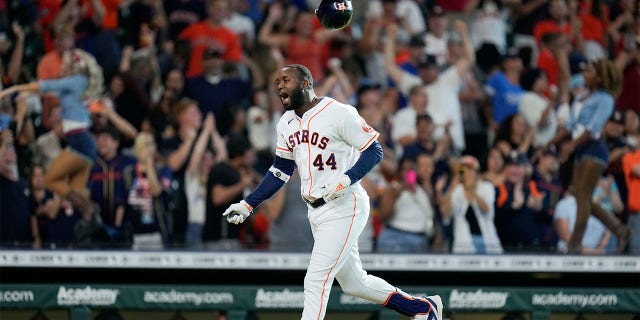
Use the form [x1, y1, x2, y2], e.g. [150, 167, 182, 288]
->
[223, 64, 443, 320]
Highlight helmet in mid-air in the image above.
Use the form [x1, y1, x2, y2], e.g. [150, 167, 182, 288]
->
[315, 0, 353, 30]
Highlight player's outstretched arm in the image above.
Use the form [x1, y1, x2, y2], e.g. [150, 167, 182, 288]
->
[224, 156, 296, 224]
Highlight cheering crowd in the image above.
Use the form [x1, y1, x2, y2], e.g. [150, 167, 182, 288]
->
[0, 0, 638, 254]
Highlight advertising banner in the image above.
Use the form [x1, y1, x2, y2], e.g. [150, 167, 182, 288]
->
[1, 285, 638, 313]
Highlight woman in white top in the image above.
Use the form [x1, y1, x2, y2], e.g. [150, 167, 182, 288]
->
[442, 155, 503, 254]
[377, 156, 436, 253]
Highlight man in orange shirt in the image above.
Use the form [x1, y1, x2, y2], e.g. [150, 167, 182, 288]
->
[622, 145, 640, 254]
[178, 0, 242, 78]
[533, 0, 575, 44]
[536, 32, 566, 86]
[37, 25, 75, 81]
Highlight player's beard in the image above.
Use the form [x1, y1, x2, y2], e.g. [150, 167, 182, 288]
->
[284, 85, 305, 111]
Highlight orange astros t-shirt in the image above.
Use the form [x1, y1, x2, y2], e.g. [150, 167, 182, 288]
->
[623, 150, 640, 212]
[179, 22, 242, 78]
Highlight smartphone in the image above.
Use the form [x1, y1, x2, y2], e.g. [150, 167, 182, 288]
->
[404, 170, 417, 187]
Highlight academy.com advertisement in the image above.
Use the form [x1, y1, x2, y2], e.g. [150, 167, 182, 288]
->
[143, 289, 234, 306]
[532, 291, 618, 308]
[57, 286, 120, 306]
[448, 289, 510, 309]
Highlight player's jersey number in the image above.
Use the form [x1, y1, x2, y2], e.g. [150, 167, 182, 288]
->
[313, 153, 337, 171]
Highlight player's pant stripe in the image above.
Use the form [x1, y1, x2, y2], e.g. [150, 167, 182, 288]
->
[316, 192, 357, 320]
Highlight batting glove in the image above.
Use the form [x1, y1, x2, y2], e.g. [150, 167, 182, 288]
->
[222, 200, 253, 224]
[321, 174, 351, 202]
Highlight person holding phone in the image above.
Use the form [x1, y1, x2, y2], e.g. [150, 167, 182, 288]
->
[441, 155, 503, 254]
[377, 156, 437, 253]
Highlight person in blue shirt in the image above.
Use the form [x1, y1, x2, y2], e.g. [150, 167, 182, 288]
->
[0, 49, 104, 225]
[543, 58, 630, 253]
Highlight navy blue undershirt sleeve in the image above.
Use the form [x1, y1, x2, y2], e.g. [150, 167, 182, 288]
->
[244, 156, 296, 208]
[345, 140, 383, 184]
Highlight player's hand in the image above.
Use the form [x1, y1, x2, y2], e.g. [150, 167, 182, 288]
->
[222, 200, 253, 224]
[321, 174, 351, 202]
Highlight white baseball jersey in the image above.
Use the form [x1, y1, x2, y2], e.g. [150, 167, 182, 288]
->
[274, 97, 379, 199]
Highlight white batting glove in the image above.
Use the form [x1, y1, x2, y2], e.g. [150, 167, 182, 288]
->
[321, 174, 351, 202]
[222, 200, 253, 224]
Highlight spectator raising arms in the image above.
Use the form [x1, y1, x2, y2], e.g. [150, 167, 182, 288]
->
[0, 48, 104, 236]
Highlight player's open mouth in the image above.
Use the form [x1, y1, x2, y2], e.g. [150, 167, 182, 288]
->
[279, 92, 290, 106]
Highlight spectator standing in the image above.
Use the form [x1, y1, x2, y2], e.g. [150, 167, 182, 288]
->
[495, 152, 545, 251]
[28, 164, 60, 248]
[531, 148, 564, 249]
[391, 85, 428, 154]
[163, 98, 202, 245]
[378, 156, 436, 253]
[469, 0, 508, 54]
[442, 155, 502, 254]
[424, 6, 450, 68]
[184, 48, 251, 136]
[204, 135, 255, 249]
[494, 113, 534, 156]
[178, 0, 242, 78]
[485, 48, 524, 130]
[518, 68, 558, 148]
[0, 130, 31, 247]
[128, 132, 173, 250]
[533, 0, 580, 46]
[89, 126, 137, 246]
[385, 21, 475, 153]
[184, 113, 218, 249]
[482, 147, 505, 187]
[536, 32, 568, 87]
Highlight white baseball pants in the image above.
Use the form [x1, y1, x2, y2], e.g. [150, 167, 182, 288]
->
[301, 185, 396, 320]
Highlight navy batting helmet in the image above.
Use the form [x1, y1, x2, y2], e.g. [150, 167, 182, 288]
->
[315, 0, 353, 30]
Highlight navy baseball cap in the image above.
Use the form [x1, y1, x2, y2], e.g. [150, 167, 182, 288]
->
[417, 54, 438, 69]
[504, 151, 529, 166]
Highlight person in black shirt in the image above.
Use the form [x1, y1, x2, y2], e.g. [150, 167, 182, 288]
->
[203, 135, 255, 249]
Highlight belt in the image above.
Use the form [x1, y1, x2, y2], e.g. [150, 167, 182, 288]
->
[303, 197, 326, 209]
[64, 128, 88, 137]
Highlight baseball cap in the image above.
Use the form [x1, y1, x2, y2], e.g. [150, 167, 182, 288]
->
[519, 68, 545, 91]
[569, 53, 588, 75]
[503, 47, 520, 60]
[429, 5, 445, 17]
[96, 125, 121, 141]
[202, 47, 223, 59]
[504, 151, 529, 166]
[408, 35, 426, 48]
[417, 54, 438, 69]
[609, 110, 625, 124]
